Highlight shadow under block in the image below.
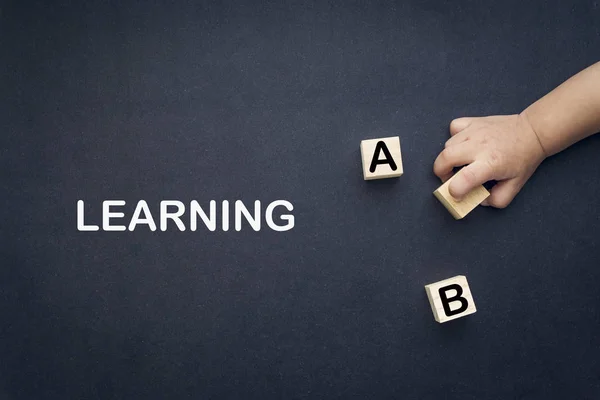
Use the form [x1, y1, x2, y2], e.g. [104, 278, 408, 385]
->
[360, 136, 403, 180]
[425, 275, 477, 323]
[433, 174, 490, 219]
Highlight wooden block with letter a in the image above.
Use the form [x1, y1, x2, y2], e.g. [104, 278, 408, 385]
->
[425, 275, 476, 323]
[433, 174, 490, 219]
[360, 136, 403, 180]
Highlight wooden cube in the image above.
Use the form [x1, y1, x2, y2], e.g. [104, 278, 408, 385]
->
[433, 174, 490, 219]
[425, 275, 476, 323]
[360, 136, 403, 180]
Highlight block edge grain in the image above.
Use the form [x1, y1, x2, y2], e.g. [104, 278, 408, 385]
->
[424, 283, 442, 323]
[433, 187, 463, 219]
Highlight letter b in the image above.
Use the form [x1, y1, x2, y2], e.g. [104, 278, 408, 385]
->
[438, 284, 468, 316]
[424, 276, 477, 323]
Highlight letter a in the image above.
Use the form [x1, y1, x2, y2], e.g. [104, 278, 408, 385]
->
[360, 136, 404, 180]
[369, 141, 397, 173]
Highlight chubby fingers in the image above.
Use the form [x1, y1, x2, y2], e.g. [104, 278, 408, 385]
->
[433, 141, 478, 182]
[449, 117, 473, 136]
[444, 129, 469, 149]
[445, 118, 474, 147]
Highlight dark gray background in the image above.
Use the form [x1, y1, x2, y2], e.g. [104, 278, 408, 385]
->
[2, 0, 600, 399]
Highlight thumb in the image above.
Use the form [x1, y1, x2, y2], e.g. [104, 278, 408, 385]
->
[483, 178, 524, 208]
[448, 161, 493, 200]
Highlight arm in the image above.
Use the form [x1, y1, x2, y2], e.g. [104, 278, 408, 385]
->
[433, 62, 600, 208]
[523, 62, 600, 156]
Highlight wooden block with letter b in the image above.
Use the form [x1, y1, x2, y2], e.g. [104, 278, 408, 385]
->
[433, 173, 490, 219]
[360, 136, 403, 180]
[424, 275, 477, 323]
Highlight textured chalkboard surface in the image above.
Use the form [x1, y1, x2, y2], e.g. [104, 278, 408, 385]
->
[2, 1, 600, 398]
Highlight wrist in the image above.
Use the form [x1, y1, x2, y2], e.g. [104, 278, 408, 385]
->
[520, 108, 549, 160]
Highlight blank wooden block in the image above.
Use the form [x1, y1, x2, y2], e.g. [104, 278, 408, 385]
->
[360, 136, 403, 180]
[433, 174, 490, 219]
[425, 275, 476, 323]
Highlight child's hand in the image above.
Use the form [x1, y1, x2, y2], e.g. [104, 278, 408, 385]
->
[433, 113, 547, 208]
